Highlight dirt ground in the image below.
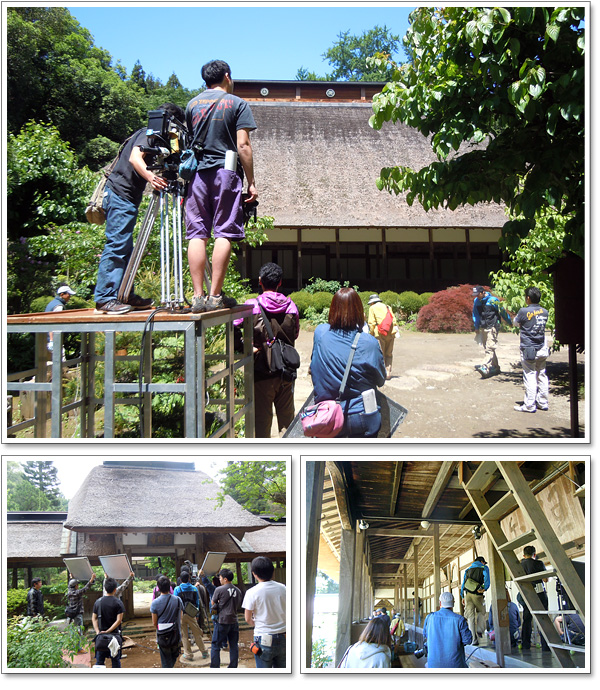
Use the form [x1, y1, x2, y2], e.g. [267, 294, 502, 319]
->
[284, 327, 585, 439]
[80, 593, 256, 669]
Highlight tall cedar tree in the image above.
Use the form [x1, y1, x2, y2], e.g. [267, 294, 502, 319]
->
[21, 461, 63, 509]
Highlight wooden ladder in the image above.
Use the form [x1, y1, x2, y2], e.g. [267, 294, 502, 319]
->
[461, 461, 586, 668]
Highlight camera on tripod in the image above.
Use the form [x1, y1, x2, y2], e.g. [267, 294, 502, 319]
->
[140, 109, 187, 180]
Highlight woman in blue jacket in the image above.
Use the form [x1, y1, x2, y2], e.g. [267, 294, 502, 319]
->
[310, 288, 386, 437]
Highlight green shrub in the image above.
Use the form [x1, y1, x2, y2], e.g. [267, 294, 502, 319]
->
[378, 291, 401, 309]
[420, 292, 434, 307]
[29, 295, 92, 313]
[240, 292, 258, 303]
[311, 638, 333, 668]
[304, 306, 330, 327]
[7, 615, 89, 668]
[310, 292, 333, 312]
[398, 291, 423, 316]
[357, 291, 372, 313]
[304, 277, 359, 294]
[6, 589, 27, 617]
[289, 291, 312, 318]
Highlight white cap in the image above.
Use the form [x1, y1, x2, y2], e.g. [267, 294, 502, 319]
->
[57, 285, 76, 295]
[440, 591, 455, 608]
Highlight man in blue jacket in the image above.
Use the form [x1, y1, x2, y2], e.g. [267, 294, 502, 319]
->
[174, 571, 208, 661]
[461, 556, 490, 645]
[472, 286, 512, 378]
[423, 592, 472, 667]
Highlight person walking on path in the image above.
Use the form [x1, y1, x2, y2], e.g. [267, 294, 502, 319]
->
[472, 285, 512, 378]
[174, 570, 208, 661]
[367, 294, 399, 380]
[460, 556, 489, 645]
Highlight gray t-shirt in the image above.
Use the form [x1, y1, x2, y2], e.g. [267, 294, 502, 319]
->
[185, 89, 256, 174]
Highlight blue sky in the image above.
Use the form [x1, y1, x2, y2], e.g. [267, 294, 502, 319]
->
[67, 3, 413, 89]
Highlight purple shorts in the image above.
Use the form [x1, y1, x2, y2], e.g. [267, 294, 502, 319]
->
[185, 167, 245, 241]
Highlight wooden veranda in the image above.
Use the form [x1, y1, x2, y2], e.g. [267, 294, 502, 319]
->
[305, 460, 586, 670]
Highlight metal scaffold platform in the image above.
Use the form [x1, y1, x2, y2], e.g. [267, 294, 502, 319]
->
[6, 306, 255, 439]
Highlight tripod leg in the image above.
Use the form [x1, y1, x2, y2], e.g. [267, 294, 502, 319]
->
[118, 193, 160, 303]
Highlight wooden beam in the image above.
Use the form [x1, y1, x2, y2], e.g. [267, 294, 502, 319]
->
[487, 534, 511, 667]
[433, 523, 441, 605]
[372, 559, 413, 565]
[422, 461, 458, 518]
[370, 528, 434, 538]
[326, 461, 353, 531]
[389, 462, 403, 516]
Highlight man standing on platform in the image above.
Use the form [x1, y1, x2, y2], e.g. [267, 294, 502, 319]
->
[185, 60, 257, 313]
[94, 103, 185, 315]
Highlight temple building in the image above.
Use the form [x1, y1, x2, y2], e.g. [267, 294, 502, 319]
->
[233, 80, 507, 293]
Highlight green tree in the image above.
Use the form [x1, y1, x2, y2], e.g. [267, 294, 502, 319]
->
[369, 7, 585, 256]
[323, 25, 402, 81]
[166, 72, 183, 90]
[21, 461, 65, 509]
[296, 25, 403, 81]
[216, 461, 286, 518]
[490, 210, 567, 329]
[315, 569, 339, 594]
[130, 60, 147, 89]
[6, 461, 67, 511]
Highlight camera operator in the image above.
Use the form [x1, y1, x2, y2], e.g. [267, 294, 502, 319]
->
[422, 592, 472, 668]
[94, 102, 185, 315]
[185, 60, 257, 313]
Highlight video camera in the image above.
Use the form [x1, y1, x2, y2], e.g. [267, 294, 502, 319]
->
[140, 109, 188, 183]
[414, 643, 428, 659]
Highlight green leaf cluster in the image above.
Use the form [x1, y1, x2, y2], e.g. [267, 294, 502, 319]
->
[370, 6, 585, 255]
[216, 461, 286, 518]
[7, 615, 88, 668]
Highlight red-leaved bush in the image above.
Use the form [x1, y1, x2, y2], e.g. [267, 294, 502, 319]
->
[416, 284, 490, 333]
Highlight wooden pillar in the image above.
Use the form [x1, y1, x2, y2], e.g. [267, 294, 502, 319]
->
[335, 228, 341, 280]
[428, 229, 435, 282]
[297, 230, 303, 290]
[465, 228, 472, 282]
[488, 535, 510, 667]
[382, 228, 388, 282]
[12, 568, 18, 589]
[352, 527, 364, 622]
[236, 562, 245, 594]
[394, 580, 399, 612]
[413, 543, 419, 625]
[27, 567, 32, 588]
[433, 523, 441, 606]
[336, 527, 356, 666]
[306, 461, 325, 668]
[403, 565, 408, 620]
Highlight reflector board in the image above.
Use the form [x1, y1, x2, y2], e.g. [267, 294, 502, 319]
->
[63, 557, 93, 581]
[201, 552, 227, 577]
[99, 554, 133, 580]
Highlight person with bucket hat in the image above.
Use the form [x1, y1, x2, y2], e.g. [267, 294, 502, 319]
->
[367, 294, 398, 380]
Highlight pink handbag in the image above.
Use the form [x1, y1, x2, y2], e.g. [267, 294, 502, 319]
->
[302, 332, 361, 438]
[301, 400, 345, 438]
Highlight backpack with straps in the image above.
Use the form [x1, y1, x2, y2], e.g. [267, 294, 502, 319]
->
[463, 564, 485, 594]
[256, 303, 300, 382]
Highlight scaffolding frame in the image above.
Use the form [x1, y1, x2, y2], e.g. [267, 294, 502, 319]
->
[6, 306, 255, 439]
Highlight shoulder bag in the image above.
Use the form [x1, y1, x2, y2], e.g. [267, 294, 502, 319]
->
[179, 92, 227, 182]
[301, 331, 361, 438]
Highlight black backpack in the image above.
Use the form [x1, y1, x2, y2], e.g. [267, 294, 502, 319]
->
[463, 565, 485, 594]
[256, 303, 300, 382]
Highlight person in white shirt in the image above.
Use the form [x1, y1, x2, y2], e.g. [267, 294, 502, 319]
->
[242, 556, 286, 668]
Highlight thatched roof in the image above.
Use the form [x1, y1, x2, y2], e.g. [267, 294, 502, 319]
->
[64, 465, 267, 533]
[241, 524, 286, 555]
[6, 522, 65, 563]
[251, 102, 507, 228]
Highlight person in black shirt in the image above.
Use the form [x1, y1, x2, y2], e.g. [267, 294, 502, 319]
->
[513, 287, 550, 413]
[517, 546, 550, 651]
[92, 577, 126, 667]
[94, 102, 185, 315]
[26, 578, 44, 617]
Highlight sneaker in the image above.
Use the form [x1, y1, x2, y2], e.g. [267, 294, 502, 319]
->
[514, 404, 536, 413]
[94, 299, 132, 315]
[125, 293, 154, 310]
[536, 403, 549, 411]
[488, 366, 501, 376]
[182, 654, 194, 661]
[202, 651, 209, 659]
[205, 294, 238, 311]
[191, 295, 206, 313]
